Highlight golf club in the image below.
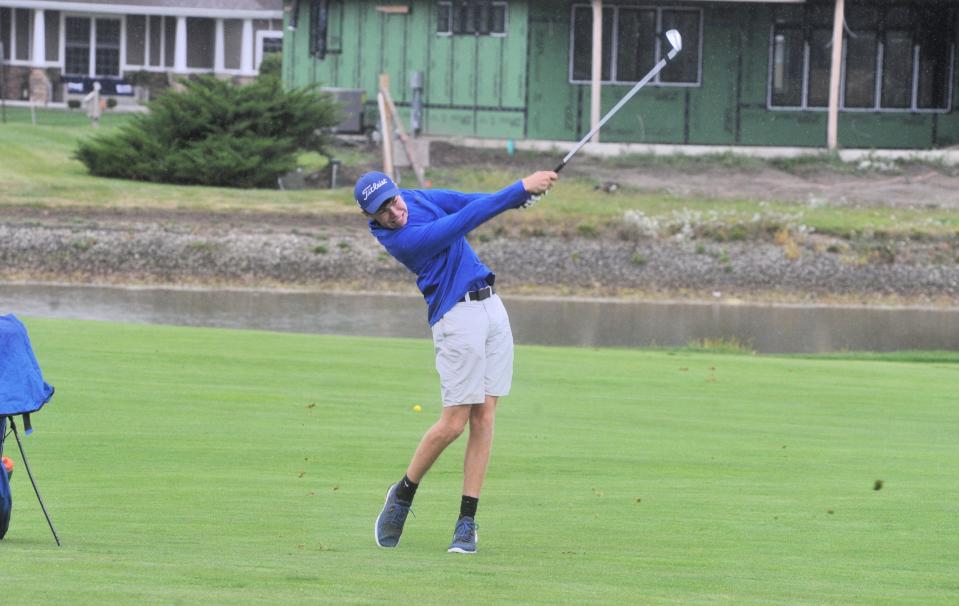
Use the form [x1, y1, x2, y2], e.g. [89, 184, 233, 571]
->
[554, 29, 683, 173]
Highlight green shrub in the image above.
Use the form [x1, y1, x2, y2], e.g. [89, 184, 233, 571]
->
[106, 97, 118, 109]
[259, 53, 283, 79]
[67, 99, 81, 110]
[74, 75, 340, 188]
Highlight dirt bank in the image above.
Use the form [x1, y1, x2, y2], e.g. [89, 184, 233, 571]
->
[1, 203, 957, 308]
[2, 141, 958, 307]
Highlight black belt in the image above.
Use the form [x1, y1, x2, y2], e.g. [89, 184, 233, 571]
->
[464, 285, 495, 302]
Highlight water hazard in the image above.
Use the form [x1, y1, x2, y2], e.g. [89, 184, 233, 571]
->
[2, 283, 958, 354]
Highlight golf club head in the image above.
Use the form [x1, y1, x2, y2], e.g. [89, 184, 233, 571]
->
[665, 29, 683, 59]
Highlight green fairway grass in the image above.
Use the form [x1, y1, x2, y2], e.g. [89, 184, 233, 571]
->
[2, 317, 956, 604]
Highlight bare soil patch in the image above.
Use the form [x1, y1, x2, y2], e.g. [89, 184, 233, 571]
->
[428, 141, 959, 209]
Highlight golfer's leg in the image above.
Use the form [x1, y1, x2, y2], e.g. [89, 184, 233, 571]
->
[406, 404, 471, 483]
[463, 395, 498, 497]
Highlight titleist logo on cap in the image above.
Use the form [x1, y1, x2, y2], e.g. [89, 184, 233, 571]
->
[362, 178, 389, 201]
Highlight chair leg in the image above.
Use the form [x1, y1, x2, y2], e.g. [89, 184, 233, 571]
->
[9, 418, 61, 546]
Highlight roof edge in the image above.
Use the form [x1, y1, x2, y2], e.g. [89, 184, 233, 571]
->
[0, 1, 283, 19]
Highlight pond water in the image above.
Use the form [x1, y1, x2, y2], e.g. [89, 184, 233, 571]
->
[2, 283, 957, 353]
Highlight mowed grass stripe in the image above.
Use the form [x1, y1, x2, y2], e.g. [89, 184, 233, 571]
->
[1, 317, 955, 605]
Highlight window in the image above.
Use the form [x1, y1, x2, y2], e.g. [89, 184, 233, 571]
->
[437, 1, 508, 36]
[569, 4, 702, 86]
[95, 19, 121, 76]
[64, 16, 121, 77]
[310, 0, 343, 59]
[0, 9, 10, 61]
[14, 8, 31, 61]
[263, 37, 283, 55]
[570, 5, 612, 81]
[148, 15, 163, 66]
[256, 31, 283, 71]
[0, 8, 48, 63]
[64, 17, 91, 76]
[769, 4, 956, 112]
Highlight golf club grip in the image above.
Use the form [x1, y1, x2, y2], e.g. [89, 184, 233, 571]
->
[554, 161, 567, 173]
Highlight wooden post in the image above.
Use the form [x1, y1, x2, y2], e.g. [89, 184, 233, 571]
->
[826, 0, 845, 150]
[381, 86, 427, 187]
[378, 74, 395, 179]
[590, 0, 603, 144]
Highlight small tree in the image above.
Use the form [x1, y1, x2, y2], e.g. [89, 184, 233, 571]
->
[75, 75, 340, 188]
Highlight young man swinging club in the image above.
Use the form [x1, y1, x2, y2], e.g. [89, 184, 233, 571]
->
[356, 168, 557, 554]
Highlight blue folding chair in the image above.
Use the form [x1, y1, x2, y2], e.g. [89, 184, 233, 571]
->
[0, 314, 59, 545]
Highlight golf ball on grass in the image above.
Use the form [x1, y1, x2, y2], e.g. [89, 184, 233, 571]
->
[413, 405, 422, 412]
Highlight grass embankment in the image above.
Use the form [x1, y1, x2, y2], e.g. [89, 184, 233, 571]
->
[2, 317, 957, 604]
[0, 107, 352, 212]
[1, 107, 957, 242]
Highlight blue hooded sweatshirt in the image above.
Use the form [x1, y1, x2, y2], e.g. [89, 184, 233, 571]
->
[370, 180, 530, 326]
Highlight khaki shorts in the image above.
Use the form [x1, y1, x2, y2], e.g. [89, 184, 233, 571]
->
[431, 294, 514, 406]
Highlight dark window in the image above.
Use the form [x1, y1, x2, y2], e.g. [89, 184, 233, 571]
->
[770, 28, 803, 107]
[571, 5, 613, 82]
[437, 1, 507, 36]
[126, 15, 146, 66]
[64, 17, 91, 76]
[881, 30, 913, 109]
[310, 0, 343, 59]
[186, 17, 214, 69]
[842, 7, 878, 110]
[1, 8, 11, 62]
[95, 19, 121, 76]
[437, 2, 452, 34]
[164, 16, 176, 67]
[916, 14, 952, 110]
[14, 8, 30, 61]
[263, 37, 283, 55]
[570, 4, 701, 85]
[490, 3, 507, 34]
[616, 8, 656, 83]
[148, 16, 163, 66]
[660, 9, 700, 84]
[806, 29, 832, 107]
[770, 4, 955, 112]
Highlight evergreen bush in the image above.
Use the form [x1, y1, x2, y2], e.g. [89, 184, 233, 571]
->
[74, 74, 340, 188]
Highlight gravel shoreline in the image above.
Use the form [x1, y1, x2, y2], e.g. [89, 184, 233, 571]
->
[2, 209, 958, 308]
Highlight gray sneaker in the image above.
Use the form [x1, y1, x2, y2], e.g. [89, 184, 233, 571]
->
[374, 483, 412, 548]
[447, 516, 478, 554]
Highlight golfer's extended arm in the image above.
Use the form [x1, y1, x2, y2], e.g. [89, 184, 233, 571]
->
[424, 189, 490, 214]
[391, 182, 528, 259]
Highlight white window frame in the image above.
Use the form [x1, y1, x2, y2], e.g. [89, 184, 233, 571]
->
[767, 20, 955, 114]
[567, 4, 703, 88]
[1, 7, 42, 66]
[255, 29, 282, 71]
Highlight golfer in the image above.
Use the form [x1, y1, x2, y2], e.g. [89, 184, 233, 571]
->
[357, 169, 557, 554]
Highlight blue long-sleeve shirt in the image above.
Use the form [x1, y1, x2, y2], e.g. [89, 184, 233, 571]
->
[370, 180, 530, 326]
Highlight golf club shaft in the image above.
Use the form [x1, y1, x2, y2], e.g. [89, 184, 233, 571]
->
[554, 58, 668, 173]
[555, 40, 681, 173]
[11, 419, 61, 546]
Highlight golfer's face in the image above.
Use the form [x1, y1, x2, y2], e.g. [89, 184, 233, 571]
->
[372, 195, 408, 229]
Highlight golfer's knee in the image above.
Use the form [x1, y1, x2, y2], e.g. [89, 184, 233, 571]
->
[469, 409, 495, 433]
[435, 416, 467, 442]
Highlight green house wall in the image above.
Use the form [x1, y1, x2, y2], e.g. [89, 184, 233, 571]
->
[286, 1, 959, 150]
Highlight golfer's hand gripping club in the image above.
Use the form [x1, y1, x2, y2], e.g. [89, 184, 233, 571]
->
[554, 29, 683, 174]
[521, 170, 558, 209]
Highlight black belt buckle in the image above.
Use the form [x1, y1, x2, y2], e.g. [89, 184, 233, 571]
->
[467, 285, 494, 301]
